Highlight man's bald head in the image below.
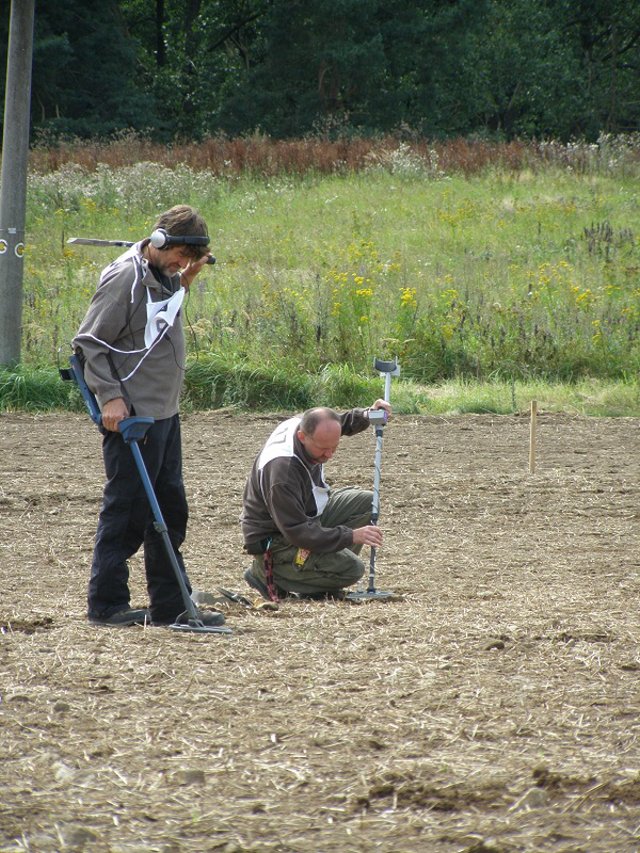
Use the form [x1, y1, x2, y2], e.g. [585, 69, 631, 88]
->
[298, 408, 342, 463]
[299, 407, 340, 436]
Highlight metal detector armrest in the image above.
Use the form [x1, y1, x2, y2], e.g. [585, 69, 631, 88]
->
[374, 357, 401, 377]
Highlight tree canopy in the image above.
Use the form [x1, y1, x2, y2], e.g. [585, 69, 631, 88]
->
[1, 0, 639, 142]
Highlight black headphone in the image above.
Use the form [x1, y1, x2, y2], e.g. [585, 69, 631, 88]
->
[149, 228, 210, 249]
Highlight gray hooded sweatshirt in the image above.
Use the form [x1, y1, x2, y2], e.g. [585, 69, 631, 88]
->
[73, 241, 185, 419]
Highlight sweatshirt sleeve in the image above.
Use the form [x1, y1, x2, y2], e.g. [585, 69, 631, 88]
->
[340, 408, 370, 436]
[73, 268, 138, 408]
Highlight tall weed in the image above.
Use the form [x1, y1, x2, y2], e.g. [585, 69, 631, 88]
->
[18, 137, 640, 387]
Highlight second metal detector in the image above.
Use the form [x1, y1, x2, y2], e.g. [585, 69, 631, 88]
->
[346, 357, 400, 603]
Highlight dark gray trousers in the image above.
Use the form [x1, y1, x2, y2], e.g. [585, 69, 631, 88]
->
[87, 415, 190, 622]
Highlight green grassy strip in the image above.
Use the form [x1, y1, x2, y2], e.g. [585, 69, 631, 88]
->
[2, 361, 638, 417]
[23, 158, 640, 384]
[14, 139, 640, 412]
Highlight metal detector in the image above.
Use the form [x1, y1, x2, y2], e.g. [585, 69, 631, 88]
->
[60, 354, 231, 635]
[346, 357, 400, 603]
[67, 237, 216, 264]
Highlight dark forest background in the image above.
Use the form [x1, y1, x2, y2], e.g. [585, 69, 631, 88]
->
[1, 0, 639, 144]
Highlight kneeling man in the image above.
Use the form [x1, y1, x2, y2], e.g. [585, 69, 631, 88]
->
[240, 402, 391, 600]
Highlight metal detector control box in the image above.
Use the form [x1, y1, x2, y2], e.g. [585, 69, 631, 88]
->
[367, 408, 388, 424]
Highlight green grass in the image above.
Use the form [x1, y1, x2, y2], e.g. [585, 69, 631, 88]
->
[0, 364, 84, 413]
[2, 361, 638, 417]
[8, 137, 640, 415]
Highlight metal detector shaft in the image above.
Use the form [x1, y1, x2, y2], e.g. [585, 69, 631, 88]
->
[346, 358, 400, 603]
[366, 357, 400, 593]
[115, 421, 229, 632]
[59, 353, 103, 425]
[116, 421, 232, 631]
[119, 420, 200, 623]
[367, 427, 384, 591]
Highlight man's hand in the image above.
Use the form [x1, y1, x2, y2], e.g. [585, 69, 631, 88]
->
[180, 253, 213, 289]
[370, 398, 392, 416]
[352, 524, 383, 548]
[101, 397, 129, 432]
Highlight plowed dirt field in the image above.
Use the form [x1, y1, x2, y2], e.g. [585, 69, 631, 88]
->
[1, 411, 639, 852]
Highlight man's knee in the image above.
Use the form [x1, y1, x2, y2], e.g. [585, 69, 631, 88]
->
[323, 487, 373, 527]
[348, 561, 366, 584]
[336, 549, 365, 583]
[351, 488, 374, 515]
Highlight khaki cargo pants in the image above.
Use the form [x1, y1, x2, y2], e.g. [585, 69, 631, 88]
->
[251, 487, 373, 595]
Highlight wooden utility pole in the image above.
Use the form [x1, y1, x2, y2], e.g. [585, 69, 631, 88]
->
[0, 0, 35, 366]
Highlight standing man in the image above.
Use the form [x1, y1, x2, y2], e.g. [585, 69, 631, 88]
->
[241, 402, 391, 600]
[73, 205, 225, 628]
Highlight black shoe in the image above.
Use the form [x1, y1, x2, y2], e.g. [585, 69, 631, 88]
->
[154, 609, 226, 627]
[89, 607, 150, 627]
[243, 567, 285, 600]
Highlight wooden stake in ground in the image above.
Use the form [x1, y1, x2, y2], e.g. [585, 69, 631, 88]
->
[529, 400, 537, 474]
